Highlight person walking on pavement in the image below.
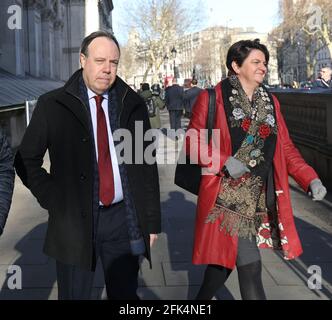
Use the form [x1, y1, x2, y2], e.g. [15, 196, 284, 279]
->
[0, 129, 15, 237]
[165, 78, 184, 132]
[139, 83, 165, 129]
[14, 31, 161, 300]
[183, 79, 202, 119]
[184, 39, 327, 300]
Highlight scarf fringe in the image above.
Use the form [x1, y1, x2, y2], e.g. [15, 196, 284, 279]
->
[206, 206, 263, 240]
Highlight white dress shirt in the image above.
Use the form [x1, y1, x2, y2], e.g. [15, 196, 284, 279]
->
[87, 88, 124, 204]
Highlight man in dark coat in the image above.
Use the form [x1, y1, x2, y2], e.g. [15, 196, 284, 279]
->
[14, 31, 161, 300]
[0, 129, 15, 236]
[165, 78, 184, 131]
[183, 79, 202, 118]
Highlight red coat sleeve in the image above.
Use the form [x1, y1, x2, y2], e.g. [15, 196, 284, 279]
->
[185, 89, 229, 174]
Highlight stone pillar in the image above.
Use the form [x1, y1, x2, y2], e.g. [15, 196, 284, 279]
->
[53, 1, 64, 80]
[41, 3, 56, 78]
[26, 0, 43, 77]
[85, 0, 99, 35]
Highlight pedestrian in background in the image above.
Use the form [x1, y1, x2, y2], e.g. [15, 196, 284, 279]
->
[184, 39, 327, 300]
[14, 31, 161, 300]
[165, 78, 184, 132]
[150, 83, 166, 129]
[314, 66, 332, 89]
[183, 78, 202, 119]
[0, 129, 15, 237]
[139, 83, 165, 129]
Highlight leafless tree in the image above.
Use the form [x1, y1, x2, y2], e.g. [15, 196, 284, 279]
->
[117, 0, 205, 82]
[118, 44, 135, 83]
[277, 0, 332, 79]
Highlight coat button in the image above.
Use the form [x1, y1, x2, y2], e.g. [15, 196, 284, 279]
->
[82, 137, 88, 142]
[81, 211, 87, 217]
[80, 174, 86, 180]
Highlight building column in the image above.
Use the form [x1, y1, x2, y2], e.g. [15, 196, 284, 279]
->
[53, 1, 64, 80]
[85, 0, 99, 35]
[26, 0, 43, 77]
[41, 5, 55, 78]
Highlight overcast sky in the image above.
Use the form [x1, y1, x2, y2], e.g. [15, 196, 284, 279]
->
[112, 0, 281, 44]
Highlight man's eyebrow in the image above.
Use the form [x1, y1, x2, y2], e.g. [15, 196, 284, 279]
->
[251, 58, 266, 62]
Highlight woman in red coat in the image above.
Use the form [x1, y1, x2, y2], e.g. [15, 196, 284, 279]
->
[185, 39, 327, 300]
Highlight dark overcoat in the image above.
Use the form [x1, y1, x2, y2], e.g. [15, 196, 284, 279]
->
[15, 70, 161, 270]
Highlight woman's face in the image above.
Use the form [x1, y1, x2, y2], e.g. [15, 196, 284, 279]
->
[232, 49, 267, 88]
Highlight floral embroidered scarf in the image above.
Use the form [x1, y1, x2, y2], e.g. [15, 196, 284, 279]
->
[206, 76, 277, 240]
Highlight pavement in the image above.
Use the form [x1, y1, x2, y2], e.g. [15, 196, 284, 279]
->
[0, 108, 331, 300]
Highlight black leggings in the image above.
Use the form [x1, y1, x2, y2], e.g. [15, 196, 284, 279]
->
[196, 260, 266, 300]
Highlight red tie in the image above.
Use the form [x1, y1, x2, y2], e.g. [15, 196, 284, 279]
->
[94, 95, 114, 206]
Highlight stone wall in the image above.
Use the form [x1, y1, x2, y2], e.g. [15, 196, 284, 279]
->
[272, 90, 332, 189]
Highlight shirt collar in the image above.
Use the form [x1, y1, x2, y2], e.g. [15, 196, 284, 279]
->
[87, 88, 109, 101]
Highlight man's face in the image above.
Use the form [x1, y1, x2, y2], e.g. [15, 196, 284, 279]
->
[80, 37, 120, 95]
[320, 68, 332, 81]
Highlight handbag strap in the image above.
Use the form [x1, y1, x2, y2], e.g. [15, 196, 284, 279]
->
[206, 88, 216, 143]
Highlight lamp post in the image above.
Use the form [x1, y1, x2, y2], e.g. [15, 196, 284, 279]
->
[164, 54, 169, 77]
[171, 46, 177, 80]
[163, 54, 169, 86]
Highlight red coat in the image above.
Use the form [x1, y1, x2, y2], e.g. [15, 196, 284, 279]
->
[186, 82, 318, 269]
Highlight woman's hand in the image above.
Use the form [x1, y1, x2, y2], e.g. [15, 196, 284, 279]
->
[224, 156, 250, 179]
[309, 179, 327, 201]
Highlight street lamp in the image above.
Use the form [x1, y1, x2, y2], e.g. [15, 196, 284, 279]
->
[171, 46, 177, 80]
[163, 54, 169, 87]
[164, 54, 169, 77]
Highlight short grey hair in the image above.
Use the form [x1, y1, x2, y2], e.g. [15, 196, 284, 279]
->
[80, 30, 120, 56]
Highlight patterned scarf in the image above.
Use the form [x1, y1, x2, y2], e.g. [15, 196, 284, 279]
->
[206, 76, 277, 240]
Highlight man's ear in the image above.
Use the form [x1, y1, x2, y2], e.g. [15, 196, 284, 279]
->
[80, 53, 86, 68]
[231, 61, 240, 75]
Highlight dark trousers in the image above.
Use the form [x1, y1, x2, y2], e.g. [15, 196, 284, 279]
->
[169, 110, 183, 130]
[56, 201, 139, 300]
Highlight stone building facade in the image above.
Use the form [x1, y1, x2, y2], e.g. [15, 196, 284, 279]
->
[0, 0, 114, 81]
[126, 25, 278, 88]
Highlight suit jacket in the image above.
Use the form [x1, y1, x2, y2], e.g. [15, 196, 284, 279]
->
[14, 69, 161, 270]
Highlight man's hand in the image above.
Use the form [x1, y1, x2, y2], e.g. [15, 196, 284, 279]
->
[309, 178, 327, 201]
[150, 234, 158, 247]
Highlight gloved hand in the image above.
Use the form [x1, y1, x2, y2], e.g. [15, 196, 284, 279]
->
[309, 178, 327, 201]
[224, 156, 250, 179]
